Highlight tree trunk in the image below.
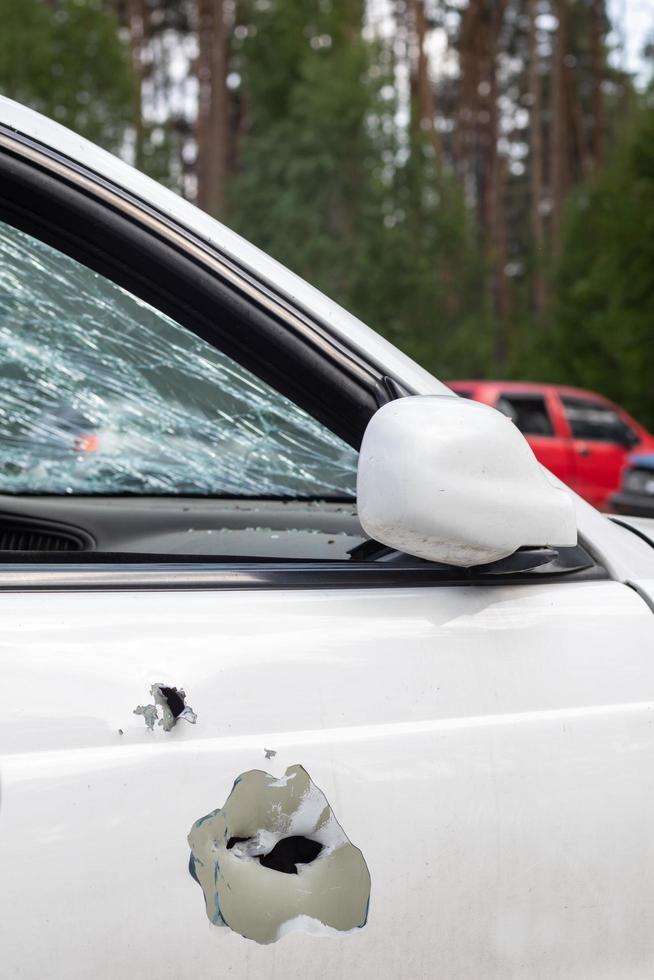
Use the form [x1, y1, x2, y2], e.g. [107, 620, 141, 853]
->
[125, 0, 149, 172]
[550, 0, 570, 253]
[471, 1, 509, 364]
[455, 0, 509, 360]
[453, 0, 481, 178]
[590, 0, 605, 168]
[487, 0, 510, 365]
[409, 0, 441, 161]
[528, 0, 545, 313]
[196, 0, 230, 218]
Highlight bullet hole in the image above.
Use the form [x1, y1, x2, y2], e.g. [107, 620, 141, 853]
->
[133, 682, 197, 732]
[226, 834, 323, 874]
[187, 765, 371, 944]
[259, 836, 323, 875]
[158, 686, 185, 719]
[264, 748, 277, 759]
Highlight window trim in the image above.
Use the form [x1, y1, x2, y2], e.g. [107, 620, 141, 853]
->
[0, 557, 608, 592]
[495, 391, 555, 438]
[0, 128, 395, 450]
[560, 394, 637, 446]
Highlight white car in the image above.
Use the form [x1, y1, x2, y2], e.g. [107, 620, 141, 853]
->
[1, 96, 654, 979]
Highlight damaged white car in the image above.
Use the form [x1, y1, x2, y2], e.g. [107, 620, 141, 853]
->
[1, 97, 654, 979]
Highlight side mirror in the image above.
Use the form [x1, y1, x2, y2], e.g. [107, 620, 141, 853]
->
[357, 395, 577, 567]
[620, 430, 640, 450]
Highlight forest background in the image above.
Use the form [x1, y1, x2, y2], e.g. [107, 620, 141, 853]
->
[1, 0, 652, 425]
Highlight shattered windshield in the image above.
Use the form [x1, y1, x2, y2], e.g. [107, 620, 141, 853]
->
[0, 220, 358, 497]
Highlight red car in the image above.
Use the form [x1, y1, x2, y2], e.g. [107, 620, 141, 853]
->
[448, 381, 654, 510]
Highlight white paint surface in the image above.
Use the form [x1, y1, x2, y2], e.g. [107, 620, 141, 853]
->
[2, 581, 654, 978]
[1, 99, 654, 978]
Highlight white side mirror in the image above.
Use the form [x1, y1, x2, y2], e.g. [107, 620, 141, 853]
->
[357, 395, 577, 567]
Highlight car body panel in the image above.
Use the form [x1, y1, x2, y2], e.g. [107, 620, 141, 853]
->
[2, 580, 654, 979]
[449, 380, 654, 509]
[610, 514, 654, 546]
[630, 579, 654, 613]
[1, 99, 654, 980]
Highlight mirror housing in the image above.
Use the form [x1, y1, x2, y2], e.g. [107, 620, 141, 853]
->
[357, 395, 577, 567]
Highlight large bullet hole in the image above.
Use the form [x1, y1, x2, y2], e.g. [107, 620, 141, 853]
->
[260, 836, 323, 874]
[227, 835, 323, 874]
[188, 765, 371, 944]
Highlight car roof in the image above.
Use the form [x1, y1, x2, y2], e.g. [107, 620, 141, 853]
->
[449, 380, 620, 403]
[0, 97, 448, 398]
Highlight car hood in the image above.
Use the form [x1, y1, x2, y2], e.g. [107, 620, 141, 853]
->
[611, 515, 654, 548]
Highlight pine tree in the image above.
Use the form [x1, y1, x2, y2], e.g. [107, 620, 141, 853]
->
[0, 0, 135, 153]
[549, 96, 654, 427]
[227, 0, 374, 306]
[228, 0, 488, 379]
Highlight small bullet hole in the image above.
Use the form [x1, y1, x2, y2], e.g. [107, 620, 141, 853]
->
[158, 686, 185, 718]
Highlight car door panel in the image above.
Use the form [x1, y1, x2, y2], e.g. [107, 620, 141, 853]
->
[2, 105, 654, 980]
[559, 396, 640, 509]
[2, 580, 654, 979]
[524, 431, 575, 486]
[571, 440, 627, 508]
[494, 389, 575, 487]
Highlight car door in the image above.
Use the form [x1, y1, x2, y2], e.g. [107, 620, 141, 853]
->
[559, 394, 639, 509]
[2, 123, 654, 980]
[494, 389, 575, 486]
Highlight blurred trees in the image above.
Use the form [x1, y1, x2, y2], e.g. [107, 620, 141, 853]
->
[112, 0, 197, 190]
[0, 0, 134, 151]
[550, 99, 654, 427]
[227, 0, 376, 308]
[0, 0, 651, 418]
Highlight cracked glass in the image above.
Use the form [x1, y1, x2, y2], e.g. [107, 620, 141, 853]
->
[0, 220, 358, 497]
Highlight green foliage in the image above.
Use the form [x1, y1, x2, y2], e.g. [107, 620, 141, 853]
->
[359, 130, 491, 377]
[0, 0, 135, 152]
[230, 0, 374, 305]
[229, 0, 487, 380]
[548, 95, 654, 427]
[0, 0, 646, 409]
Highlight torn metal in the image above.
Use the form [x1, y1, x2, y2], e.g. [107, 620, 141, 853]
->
[187, 764, 371, 945]
[133, 683, 197, 732]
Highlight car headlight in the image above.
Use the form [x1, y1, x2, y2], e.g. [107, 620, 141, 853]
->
[623, 468, 654, 494]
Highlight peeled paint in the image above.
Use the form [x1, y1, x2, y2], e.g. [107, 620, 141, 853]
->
[187, 765, 371, 944]
[0, 221, 358, 497]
